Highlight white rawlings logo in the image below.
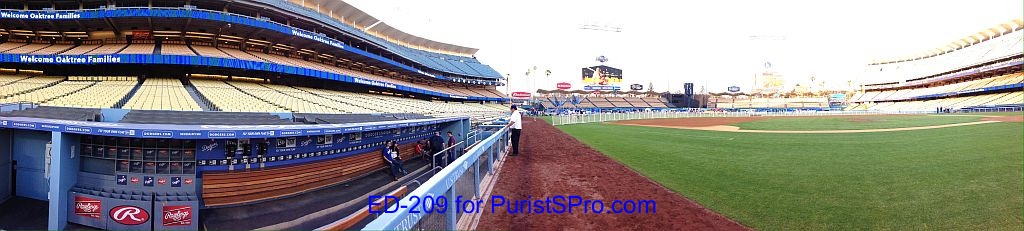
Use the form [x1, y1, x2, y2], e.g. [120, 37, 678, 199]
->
[111, 206, 146, 223]
[164, 210, 189, 221]
[76, 202, 99, 213]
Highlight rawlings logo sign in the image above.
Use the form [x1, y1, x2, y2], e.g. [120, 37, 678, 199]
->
[74, 196, 101, 218]
[110, 205, 149, 225]
[162, 206, 192, 226]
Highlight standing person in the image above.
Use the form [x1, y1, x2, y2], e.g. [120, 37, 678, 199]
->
[429, 131, 445, 167]
[446, 131, 457, 164]
[508, 105, 523, 156]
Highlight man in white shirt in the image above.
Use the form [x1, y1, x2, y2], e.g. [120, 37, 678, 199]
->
[507, 105, 523, 156]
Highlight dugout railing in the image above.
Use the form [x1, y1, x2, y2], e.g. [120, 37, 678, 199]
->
[550, 110, 944, 126]
[363, 125, 510, 230]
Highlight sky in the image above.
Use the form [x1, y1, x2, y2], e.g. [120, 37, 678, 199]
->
[345, 0, 1023, 94]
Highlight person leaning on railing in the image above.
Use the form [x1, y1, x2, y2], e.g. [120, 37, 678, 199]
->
[506, 105, 523, 156]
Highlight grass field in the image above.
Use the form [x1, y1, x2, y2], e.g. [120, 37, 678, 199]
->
[732, 115, 982, 131]
[558, 116, 1023, 230]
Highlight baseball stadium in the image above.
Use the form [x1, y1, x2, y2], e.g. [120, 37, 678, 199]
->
[0, 0, 1021, 231]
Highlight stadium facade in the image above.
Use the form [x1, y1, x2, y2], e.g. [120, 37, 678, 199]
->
[850, 20, 1023, 112]
[0, 0, 509, 230]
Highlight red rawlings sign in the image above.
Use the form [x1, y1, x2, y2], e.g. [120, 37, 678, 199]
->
[74, 195, 101, 219]
[110, 205, 149, 225]
[162, 205, 192, 226]
[556, 82, 572, 90]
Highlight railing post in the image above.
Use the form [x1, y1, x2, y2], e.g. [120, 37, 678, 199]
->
[474, 156, 481, 197]
[446, 187, 457, 230]
[487, 143, 495, 174]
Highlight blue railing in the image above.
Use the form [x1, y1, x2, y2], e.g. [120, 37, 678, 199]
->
[364, 125, 509, 230]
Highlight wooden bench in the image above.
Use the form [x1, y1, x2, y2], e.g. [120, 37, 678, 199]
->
[201, 143, 419, 207]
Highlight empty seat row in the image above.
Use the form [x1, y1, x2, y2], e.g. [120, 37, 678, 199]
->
[123, 78, 202, 111]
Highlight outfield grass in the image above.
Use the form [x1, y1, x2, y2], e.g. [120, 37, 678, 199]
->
[559, 120, 1023, 230]
[733, 115, 983, 130]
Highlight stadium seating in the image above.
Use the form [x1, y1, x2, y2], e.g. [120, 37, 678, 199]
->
[191, 44, 234, 58]
[85, 43, 127, 54]
[851, 25, 1023, 112]
[851, 72, 1023, 111]
[32, 44, 75, 55]
[5, 43, 51, 54]
[43, 80, 135, 108]
[713, 97, 828, 109]
[2, 81, 92, 105]
[123, 78, 202, 111]
[0, 41, 27, 52]
[61, 43, 102, 55]
[161, 43, 197, 56]
[191, 79, 288, 112]
[119, 43, 156, 54]
[0, 39, 504, 100]
[866, 29, 1023, 83]
[545, 95, 671, 109]
[219, 46, 264, 61]
[0, 74, 31, 86]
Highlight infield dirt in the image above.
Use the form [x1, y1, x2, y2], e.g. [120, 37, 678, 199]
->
[475, 117, 748, 230]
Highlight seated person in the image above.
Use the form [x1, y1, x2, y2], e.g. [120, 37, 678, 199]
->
[390, 141, 408, 175]
[415, 140, 425, 158]
[381, 140, 406, 180]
